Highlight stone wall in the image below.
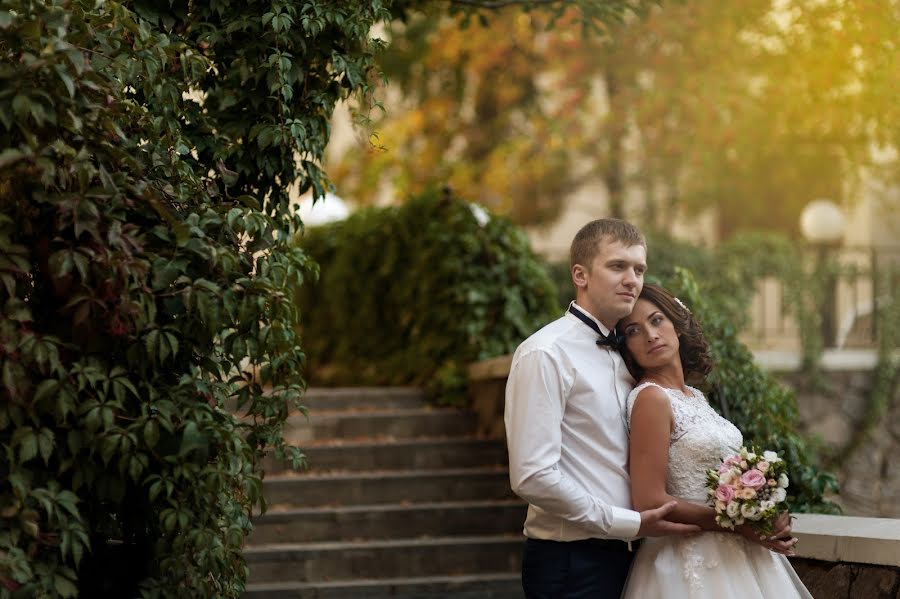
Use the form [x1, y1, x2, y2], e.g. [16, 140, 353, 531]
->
[791, 559, 900, 599]
[777, 369, 900, 519]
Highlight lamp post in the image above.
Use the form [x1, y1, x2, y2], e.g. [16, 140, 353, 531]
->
[800, 199, 847, 348]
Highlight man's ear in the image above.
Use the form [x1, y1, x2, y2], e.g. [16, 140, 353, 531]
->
[572, 264, 587, 289]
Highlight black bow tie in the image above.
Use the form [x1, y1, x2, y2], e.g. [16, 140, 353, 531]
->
[568, 305, 625, 350]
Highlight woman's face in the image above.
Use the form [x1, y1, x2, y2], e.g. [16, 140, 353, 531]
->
[619, 298, 680, 370]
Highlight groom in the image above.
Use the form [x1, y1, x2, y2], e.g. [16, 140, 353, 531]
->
[505, 218, 699, 598]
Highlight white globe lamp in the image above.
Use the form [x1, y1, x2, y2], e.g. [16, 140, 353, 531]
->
[298, 192, 350, 226]
[799, 199, 846, 245]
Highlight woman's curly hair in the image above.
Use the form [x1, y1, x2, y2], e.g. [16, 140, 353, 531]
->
[617, 283, 713, 384]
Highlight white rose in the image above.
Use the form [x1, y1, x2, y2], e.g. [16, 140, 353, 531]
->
[741, 504, 762, 520]
[771, 488, 787, 503]
[763, 451, 780, 462]
[760, 500, 775, 511]
[726, 501, 741, 518]
[778, 473, 789, 488]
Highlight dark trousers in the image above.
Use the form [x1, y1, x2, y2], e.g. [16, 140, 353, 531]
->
[521, 537, 637, 599]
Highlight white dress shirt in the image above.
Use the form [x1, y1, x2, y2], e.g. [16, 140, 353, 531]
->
[505, 302, 641, 541]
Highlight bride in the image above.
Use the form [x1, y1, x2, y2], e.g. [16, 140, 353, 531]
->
[616, 284, 812, 599]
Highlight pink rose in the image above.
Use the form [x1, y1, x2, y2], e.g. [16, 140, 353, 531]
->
[723, 455, 742, 467]
[718, 463, 731, 475]
[740, 469, 767, 490]
[715, 484, 735, 503]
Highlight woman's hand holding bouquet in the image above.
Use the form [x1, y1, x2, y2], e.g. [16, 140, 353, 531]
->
[706, 446, 798, 555]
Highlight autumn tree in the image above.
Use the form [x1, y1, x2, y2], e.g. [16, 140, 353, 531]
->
[332, 0, 900, 237]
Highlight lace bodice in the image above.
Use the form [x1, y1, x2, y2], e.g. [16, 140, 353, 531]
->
[626, 382, 742, 502]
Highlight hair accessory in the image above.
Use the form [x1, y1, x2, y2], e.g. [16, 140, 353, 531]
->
[673, 296, 690, 313]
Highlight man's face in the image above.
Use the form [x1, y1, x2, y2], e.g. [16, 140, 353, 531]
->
[572, 239, 647, 329]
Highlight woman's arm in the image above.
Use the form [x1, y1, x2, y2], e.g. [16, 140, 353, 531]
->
[628, 386, 720, 530]
[629, 386, 799, 553]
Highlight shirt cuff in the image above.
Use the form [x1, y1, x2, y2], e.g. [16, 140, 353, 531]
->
[607, 506, 642, 539]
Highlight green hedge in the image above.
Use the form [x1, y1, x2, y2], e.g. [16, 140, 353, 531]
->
[663, 269, 839, 513]
[622, 232, 839, 511]
[295, 189, 559, 403]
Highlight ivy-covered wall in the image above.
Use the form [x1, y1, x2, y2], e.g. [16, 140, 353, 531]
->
[779, 369, 900, 519]
[657, 270, 840, 513]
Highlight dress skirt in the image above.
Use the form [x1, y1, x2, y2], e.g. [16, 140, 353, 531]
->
[621, 532, 812, 599]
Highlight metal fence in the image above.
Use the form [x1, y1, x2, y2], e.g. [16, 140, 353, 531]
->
[742, 246, 900, 350]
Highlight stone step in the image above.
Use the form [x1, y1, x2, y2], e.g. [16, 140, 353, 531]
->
[262, 438, 509, 474]
[244, 573, 523, 599]
[246, 535, 523, 584]
[283, 408, 478, 443]
[262, 467, 516, 507]
[250, 500, 527, 543]
[300, 387, 428, 410]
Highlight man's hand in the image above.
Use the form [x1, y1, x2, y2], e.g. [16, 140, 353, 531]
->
[637, 501, 702, 537]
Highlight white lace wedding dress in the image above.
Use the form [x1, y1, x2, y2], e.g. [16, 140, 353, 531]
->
[621, 382, 812, 599]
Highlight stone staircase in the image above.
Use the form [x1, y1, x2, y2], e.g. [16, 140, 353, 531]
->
[244, 388, 527, 598]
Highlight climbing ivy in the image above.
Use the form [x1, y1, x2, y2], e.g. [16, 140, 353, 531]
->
[663, 269, 840, 513]
[0, 1, 386, 596]
[836, 264, 900, 465]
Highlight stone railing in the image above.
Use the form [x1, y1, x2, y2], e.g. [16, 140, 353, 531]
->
[468, 354, 900, 598]
[791, 514, 900, 599]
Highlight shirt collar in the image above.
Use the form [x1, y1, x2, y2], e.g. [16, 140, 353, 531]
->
[567, 301, 613, 337]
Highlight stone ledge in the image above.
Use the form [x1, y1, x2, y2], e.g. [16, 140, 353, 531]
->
[753, 349, 881, 372]
[792, 514, 900, 567]
[467, 355, 513, 382]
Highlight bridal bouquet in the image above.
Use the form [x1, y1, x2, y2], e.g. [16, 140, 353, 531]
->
[706, 446, 789, 534]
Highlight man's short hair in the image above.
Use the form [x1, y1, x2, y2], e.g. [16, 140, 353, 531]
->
[570, 219, 646, 269]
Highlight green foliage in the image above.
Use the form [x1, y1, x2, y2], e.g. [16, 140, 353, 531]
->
[0, 0, 389, 596]
[664, 269, 840, 513]
[295, 189, 559, 403]
[543, 260, 575, 312]
[538, 235, 841, 510]
[643, 229, 845, 375]
[838, 264, 900, 464]
[547, 230, 792, 328]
